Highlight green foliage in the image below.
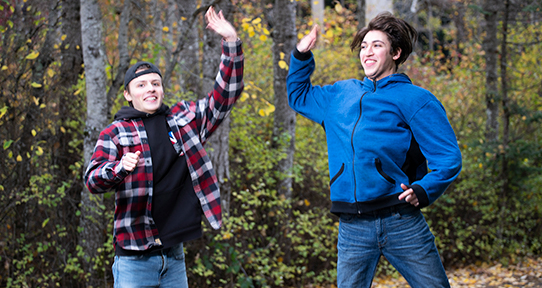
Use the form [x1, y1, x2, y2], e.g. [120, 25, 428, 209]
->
[2, 0, 542, 287]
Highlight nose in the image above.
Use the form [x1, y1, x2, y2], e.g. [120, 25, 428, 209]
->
[366, 45, 374, 55]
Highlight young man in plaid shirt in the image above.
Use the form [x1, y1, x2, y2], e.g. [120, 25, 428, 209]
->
[84, 7, 243, 287]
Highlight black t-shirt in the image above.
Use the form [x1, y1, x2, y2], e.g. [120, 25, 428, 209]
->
[115, 107, 203, 256]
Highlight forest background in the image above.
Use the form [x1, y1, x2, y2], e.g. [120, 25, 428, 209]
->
[0, 0, 541, 287]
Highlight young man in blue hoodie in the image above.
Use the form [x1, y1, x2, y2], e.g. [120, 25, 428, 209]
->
[287, 12, 462, 288]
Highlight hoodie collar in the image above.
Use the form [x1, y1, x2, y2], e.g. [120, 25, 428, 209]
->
[362, 73, 411, 91]
[114, 104, 170, 120]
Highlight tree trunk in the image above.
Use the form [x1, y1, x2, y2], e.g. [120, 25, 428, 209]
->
[80, 0, 109, 285]
[272, 0, 297, 200]
[366, 0, 393, 23]
[106, 0, 131, 114]
[357, 0, 366, 29]
[482, 0, 500, 143]
[203, 0, 234, 216]
[177, 0, 201, 95]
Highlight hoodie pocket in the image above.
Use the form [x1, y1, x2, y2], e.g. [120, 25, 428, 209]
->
[330, 163, 345, 186]
[375, 158, 396, 184]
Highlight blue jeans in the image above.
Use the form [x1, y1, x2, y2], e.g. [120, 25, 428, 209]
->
[337, 205, 450, 288]
[112, 243, 189, 288]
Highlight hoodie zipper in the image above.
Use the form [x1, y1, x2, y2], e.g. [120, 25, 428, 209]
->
[351, 91, 368, 214]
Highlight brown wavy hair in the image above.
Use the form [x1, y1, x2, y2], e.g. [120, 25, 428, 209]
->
[350, 12, 417, 69]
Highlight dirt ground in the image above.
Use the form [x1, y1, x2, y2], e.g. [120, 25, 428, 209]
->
[372, 257, 542, 288]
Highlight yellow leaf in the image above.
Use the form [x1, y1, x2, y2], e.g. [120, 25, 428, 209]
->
[325, 30, 334, 38]
[73, 89, 80, 95]
[280, 52, 285, 59]
[241, 23, 250, 31]
[33, 97, 39, 105]
[259, 34, 267, 41]
[16, 155, 22, 162]
[251, 17, 261, 24]
[36, 146, 43, 156]
[277, 257, 283, 263]
[31, 129, 37, 136]
[39, 104, 45, 108]
[304, 199, 310, 206]
[335, 3, 343, 13]
[1, 66, 7, 70]
[47, 69, 54, 78]
[31, 82, 42, 88]
[263, 28, 270, 35]
[181, 17, 187, 21]
[248, 31, 255, 38]
[61, 34, 67, 41]
[259, 104, 275, 116]
[26, 51, 40, 60]
[313, 1, 319, 5]
[278, 60, 288, 70]
[162, 26, 169, 32]
[60, 126, 66, 133]
[240, 92, 250, 102]
[0, 106, 7, 119]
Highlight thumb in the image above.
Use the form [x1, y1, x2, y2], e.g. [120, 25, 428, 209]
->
[135, 151, 141, 157]
[400, 183, 409, 190]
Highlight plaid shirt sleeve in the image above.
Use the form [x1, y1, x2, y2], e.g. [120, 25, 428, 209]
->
[168, 39, 244, 230]
[84, 122, 130, 193]
[197, 39, 244, 144]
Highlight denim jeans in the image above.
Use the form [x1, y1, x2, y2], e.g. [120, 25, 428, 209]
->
[112, 243, 189, 288]
[337, 205, 450, 288]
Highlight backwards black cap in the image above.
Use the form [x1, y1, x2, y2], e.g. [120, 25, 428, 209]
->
[124, 61, 162, 90]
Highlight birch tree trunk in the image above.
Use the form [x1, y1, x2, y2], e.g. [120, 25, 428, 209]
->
[357, 0, 366, 29]
[203, 0, 234, 216]
[177, 0, 201, 95]
[272, 0, 296, 200]
[106, 0, 131, 115]
[80, 0, 109, 285]
[366, 0, 393, 23]
[482, 0, 500, 143]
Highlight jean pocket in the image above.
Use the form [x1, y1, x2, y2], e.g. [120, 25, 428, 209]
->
[340, 213, 355, 223]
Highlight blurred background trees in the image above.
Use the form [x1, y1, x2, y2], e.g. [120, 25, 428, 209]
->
[0, 0, 541, 287]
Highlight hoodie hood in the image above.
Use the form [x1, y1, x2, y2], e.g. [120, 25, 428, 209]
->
[114, 104, 170, 120]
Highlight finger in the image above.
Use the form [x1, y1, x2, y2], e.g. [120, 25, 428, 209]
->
[398, 191, 409, 200]
[135, 151, 141, 157]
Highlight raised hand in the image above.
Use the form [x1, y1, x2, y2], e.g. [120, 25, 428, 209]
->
[297, 25, 319, 53]
[205, 6, 238, 42]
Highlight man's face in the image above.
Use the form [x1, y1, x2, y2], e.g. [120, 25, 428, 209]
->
[359, 30, 401, 81]
[123, 72, 164, 114]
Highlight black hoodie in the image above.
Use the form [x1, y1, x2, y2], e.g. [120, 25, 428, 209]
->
[114, 105, 203, 255]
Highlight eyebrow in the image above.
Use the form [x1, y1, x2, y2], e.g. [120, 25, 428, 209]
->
[362, 39, 386, 44]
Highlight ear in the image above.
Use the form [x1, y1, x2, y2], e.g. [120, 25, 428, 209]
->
[123, 90, 132, 102]
[392, 48, 402, 60]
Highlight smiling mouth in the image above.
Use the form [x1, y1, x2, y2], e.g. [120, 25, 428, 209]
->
[145, 96, 158, 102]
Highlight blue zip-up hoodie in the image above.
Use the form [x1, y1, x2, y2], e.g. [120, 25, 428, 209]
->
[287, 50, 462, 215]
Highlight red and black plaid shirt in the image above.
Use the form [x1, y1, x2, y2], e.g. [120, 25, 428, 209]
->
[84, 40, 243, 251]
